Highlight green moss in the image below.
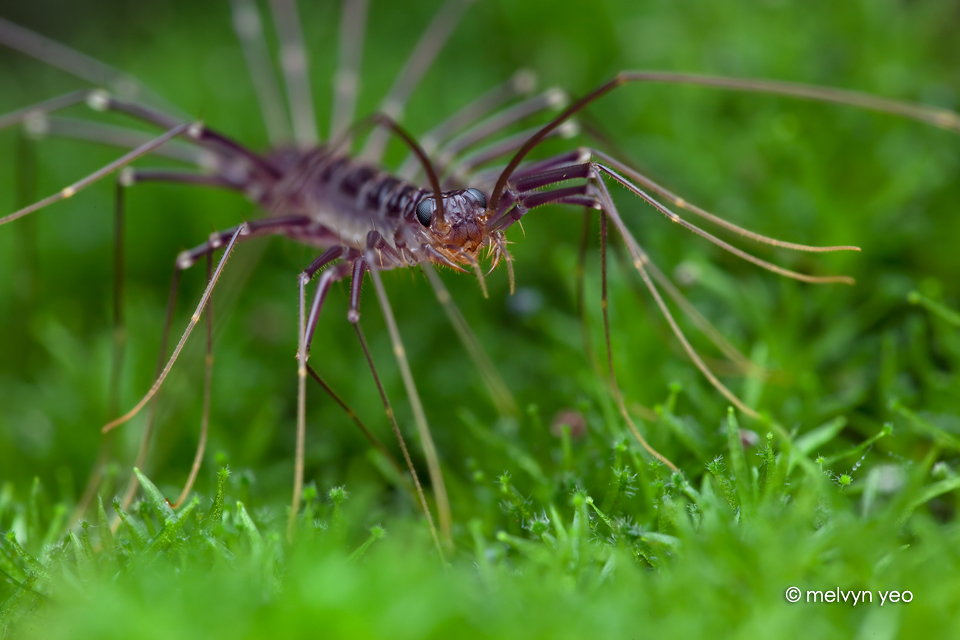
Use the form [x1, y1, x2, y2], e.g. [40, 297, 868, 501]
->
[0, 0, 959, 636]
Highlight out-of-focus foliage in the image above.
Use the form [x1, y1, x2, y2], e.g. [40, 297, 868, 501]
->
[0, 0, 958, 637]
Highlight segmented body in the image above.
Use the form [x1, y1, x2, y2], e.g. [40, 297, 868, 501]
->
[1, 1, 958, 552]
[266, 150, 488, 263]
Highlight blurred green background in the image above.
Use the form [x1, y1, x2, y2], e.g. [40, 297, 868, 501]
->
[0, 0, 959, 635]
[1, 0, 957, 507]
[0, 2, 960, 510]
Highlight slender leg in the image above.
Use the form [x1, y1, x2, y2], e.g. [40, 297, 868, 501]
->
[484, 154, 780, 425]
[103, 224, 247, 433]
[488, 71, 960, 211]
[590, 149, 858, 254]
[397, 69, 538, 179]
[351, 318, 444, 560]
[575, 208, 597, 371]
[288, 257, 351, 539]
[599, 210, 677, 471]
[592, 179, 761, 420]
[229, 0, 293, 144]
[0, 91, 277, 182]
[112, 235, 345, 514]
[433, 88, 569, 172]
[31, 117, 216, 168]
[0, 123, 195, 226]
[444, 121, 580, 189]
[116, 227, 252, 512]
[269, 0, 319, 147]
[119, 169, 244, 192]
[171, 250, 215, 508]
[592, 162, 856, 284]
[482, 151, 833, 386]
[490, 158, 859, 283]
[361, 0, 476, 162]
[71, 179, 127, 522]
[421, 263, 517, 417]
[117, 266, 181, 513]
[0, 18, 184, 116]
[366, 264, 452, 550]
[303, 363, 407, 479]
[330, 0, 369, 140]
[0, 91, 90, 130]
[120, 243, 339, 513]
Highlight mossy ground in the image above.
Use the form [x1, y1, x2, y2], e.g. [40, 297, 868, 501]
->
[1, 0, 959, 637]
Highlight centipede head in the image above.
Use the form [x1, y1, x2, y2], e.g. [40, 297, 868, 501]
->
[416, 187, 503, 266]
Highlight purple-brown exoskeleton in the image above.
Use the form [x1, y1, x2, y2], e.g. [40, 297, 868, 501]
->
[1, 0, 958, 556]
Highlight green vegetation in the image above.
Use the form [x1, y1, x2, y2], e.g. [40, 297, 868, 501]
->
[0, 0, 959, 637]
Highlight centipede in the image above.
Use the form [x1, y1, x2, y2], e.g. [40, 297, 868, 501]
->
[1, 0, 957, 555]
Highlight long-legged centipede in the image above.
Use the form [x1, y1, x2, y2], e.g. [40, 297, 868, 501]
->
[1, 0, 957, 554]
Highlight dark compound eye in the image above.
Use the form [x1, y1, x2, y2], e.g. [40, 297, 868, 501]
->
[415, 197, 436, 227]
[465, 188, 487, 208]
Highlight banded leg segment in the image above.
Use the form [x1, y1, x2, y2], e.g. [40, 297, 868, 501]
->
[592, 179, 762, 420]
[269, 0, 319, 147]
[488, 70, 960, 212]
[172, 250, 215, 508]
[485, 149, 864, 432]
[490, 156, 859, 283]
[0, 89, 271, 181]
[422, 263, 518, 417]
[71, 178, 127, 522]
[229, 0, 293, 144]
[27, 117, 216, 168]
[0, 17, 185, 117]
[397, 69, 538, 180]
[598, 209, 677, 470]
[289, 255, 352, 540]
[361, 0, 476, 162]
[0, 122, 195, 226]
[102, 224, 248, 434]
[331, 0, 369, 140]
[366, 264, 451, 552]
[346, 255, 444, 557]
[113, 223, 254, 512]
[351, 321, 445, 560]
